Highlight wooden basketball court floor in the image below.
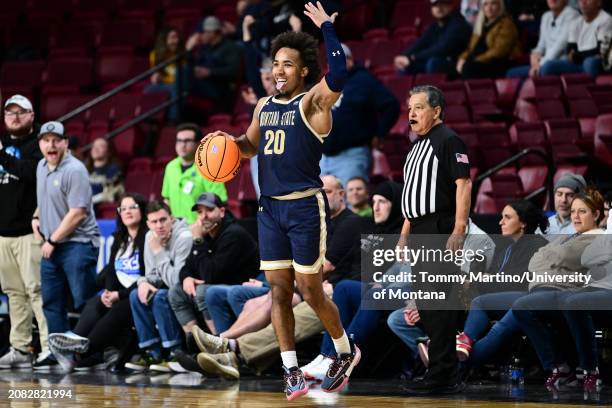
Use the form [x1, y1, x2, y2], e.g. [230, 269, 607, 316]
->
[0, 372, 610, 407]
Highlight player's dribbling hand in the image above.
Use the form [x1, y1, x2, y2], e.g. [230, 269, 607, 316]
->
[201, 130, 236, 145]
[304, 1, 338, 28]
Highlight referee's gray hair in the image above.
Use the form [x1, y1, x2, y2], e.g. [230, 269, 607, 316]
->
[409, 85, 445, 120]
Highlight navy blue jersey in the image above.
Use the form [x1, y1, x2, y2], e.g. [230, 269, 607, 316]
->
[257, 93, 328, 197]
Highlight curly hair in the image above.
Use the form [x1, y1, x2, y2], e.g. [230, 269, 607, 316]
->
[270, 31, 321, 85]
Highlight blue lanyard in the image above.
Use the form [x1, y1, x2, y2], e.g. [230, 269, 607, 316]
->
[498, 243, 513, 273]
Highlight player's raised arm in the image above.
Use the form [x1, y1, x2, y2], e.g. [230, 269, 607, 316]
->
[302, 2, 347, 116]
[201, 96, 267, 158]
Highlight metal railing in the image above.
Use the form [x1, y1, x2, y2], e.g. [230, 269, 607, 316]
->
[57, 51, 189, 151]
[472, 148, 555, 211]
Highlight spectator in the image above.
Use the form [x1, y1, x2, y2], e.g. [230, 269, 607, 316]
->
[456, 0, 521, 78]
[346, 177, 372, 218]
[168, 192, 260, 335]
[125, 200, 191, 372]
[513, 188, 605, 389]
[185, 16, 242, 112]
[320, 44, 400, 187]
[85, 138, 124, 207]
[561, 211, 612, 392]
[452, 200, 548, 364]
[161, 123, 227, 224]
[506, 0, 580, 77]
[0, 95, 50, 370]
[600, 191, 612, 228]
[394, 0, 472, 75]
[538, 173, 586, 240]
[34, 121, 100, 347]
[461, 0, 481, 25]
[536, 0, 612, 76]
[144, 27, 186, 123]
[188, 174, 364, 378]
[47, 193, 148, 371]
[300, 181, 404, 381]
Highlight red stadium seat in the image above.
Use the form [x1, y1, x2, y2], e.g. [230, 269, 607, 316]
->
[112, 94, 141, 122]
[518, 76, 563, 102]
[518, 165, 548, 194]
[207, 114, 232, 127]
[476, 123, 513, 169]
[495, 77, 521, 111]
[363, 28, 389, 42]
[444, 105, 471, 124]
[588, 84, 612, 114]
[439, 82, 467, 106]
[155, 127, 177, 158]
[413, 73, 446, 87]
[127, 157, 153, 173]
[514, 99, 539, 123]
[0, 61, 46, 87]
[382, 76, 413, 104]
[112, 122, 144, 161]
[537, 100, 567, 121]
[45, 58, 94, 89]
[100, 22, 147, 49]
[562, 73, 594, 99]
[509, 122, 548, 165]
[41, 93, 89, 121]
[568, 97, 598, 119]
[366, 39, 404, 67]
[545, 118, 585, 162]
[124, 171, 154, 200]
[465, 79, 500, 120]
[96, 55, 148, 86]
[594, 114, 612, 166]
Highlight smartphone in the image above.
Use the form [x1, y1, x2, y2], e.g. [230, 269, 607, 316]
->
[146, 290, 156, 304]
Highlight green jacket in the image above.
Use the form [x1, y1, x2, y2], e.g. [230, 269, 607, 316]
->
[161, 157, 228, 224]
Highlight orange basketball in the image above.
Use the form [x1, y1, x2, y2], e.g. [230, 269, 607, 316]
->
[195, 135, 241, 183]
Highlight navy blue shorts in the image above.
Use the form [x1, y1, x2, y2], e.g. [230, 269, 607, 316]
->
[257, 191, 331, 274]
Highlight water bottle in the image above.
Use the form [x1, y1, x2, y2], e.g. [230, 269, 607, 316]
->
[510, 358, 524, 385]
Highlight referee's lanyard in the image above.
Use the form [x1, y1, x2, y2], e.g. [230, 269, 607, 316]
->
[497, 243, 513, 273]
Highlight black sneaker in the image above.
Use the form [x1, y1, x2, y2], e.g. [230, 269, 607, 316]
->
[32, 352, 59, 371]
[174, 350, 206, 375]
[403, 377, 466, 395]
[321, 339, 361, 393]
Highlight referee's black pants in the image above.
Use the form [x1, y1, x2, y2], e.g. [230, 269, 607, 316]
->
[410, 212, 461, 385]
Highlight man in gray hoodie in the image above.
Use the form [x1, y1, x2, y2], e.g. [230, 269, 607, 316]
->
[126, 200, 192, 372]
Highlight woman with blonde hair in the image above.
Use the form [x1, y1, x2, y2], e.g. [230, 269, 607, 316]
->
[456, 0, 521, 78]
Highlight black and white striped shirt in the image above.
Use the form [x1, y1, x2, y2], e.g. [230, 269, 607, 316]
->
[402, 124, 470, 219]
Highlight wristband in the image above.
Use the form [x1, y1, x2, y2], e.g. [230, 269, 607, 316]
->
[47, 238, 57, 247]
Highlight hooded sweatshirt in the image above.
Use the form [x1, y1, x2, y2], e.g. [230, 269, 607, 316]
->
[528, 229, 603, 291]
[371, 181, 405, 235]
[322, 65, 400, 156]
[0, 123, 42, 236]
[140, 219, 192, 289]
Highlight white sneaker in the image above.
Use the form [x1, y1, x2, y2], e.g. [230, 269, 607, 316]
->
[48, 332, 89, 353]
[168, 361, 188, 373]
[301, 354, 332, 382]
[0, 348, 32, 369]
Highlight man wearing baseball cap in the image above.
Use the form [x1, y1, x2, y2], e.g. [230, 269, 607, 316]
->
[167, 192, 259, 344]
[394, 0, 471, 74]
[540, 172, 587, 239]
[184, 15, 242, 111]
[33, 121, 100, 361]
[0, 95, 52, 369]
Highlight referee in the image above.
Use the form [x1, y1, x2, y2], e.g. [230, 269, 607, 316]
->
[399, 85, 471, 395]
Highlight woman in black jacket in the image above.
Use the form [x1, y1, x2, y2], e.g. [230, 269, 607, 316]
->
[48, 193, 148, 371]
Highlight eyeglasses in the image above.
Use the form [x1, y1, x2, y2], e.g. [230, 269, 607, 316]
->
[117, 204, 140, 214]
[176, 138, 196, 144]
[4, 110, 32, 117]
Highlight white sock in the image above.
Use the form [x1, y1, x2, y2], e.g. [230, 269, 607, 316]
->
[281, 351, 298, 368]
[332, 331, 351, 355]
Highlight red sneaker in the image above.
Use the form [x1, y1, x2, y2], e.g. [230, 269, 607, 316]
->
[583, 370, 602, 392]
[456, 332, 474, 362]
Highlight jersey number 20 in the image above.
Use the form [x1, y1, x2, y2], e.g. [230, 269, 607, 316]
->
[264, 130, 286, 155]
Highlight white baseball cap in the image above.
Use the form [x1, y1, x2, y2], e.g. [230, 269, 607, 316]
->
[4, 95, 33, 111]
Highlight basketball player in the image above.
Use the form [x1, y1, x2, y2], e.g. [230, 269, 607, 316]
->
[202, 1, 358, 400]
